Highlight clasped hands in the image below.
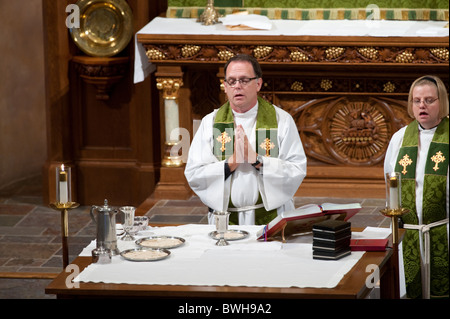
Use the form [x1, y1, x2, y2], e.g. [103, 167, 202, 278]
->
[227, 125, 260, 172]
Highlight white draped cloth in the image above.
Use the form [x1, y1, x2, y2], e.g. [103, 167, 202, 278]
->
[184, 102, 307, 225]
[384, 123, 450, 297]
[75, 224, 365, 289]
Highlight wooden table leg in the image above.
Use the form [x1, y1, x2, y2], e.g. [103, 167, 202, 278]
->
[380, 244, 400, 299]
[391, 244, 400, 299]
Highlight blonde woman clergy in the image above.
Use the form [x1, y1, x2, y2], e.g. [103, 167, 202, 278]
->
[185, 54, 307, 225]
[384, 75, 449, 299]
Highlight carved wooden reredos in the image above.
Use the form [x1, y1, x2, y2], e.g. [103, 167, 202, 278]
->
[138, 25, 448, 198]
[143, 44, 447, 168]
[141, 34, 449, 169]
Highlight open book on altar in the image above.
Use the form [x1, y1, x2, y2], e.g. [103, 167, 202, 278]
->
[257, 203, 362, 240]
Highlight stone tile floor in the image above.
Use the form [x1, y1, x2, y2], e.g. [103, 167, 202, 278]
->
[0, 175, 389, 299]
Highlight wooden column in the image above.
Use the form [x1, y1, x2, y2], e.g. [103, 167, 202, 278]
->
[153, 66, 193, 199]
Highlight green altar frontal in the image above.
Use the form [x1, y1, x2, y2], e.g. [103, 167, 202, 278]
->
[167, 0, 449, 21]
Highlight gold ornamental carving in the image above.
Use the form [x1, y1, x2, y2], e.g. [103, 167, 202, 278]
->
[430, 48, 449, 61]
[218, 50, 235, 61]
[383, 81, 396, 93]
[141, 42, 448, 65]
[358, 47, 378, 60]
[291, 81, 304, 91]
[325, 47, 345, 59]
[146, 48, 165, 60]
[156, 78, 183, 100]
[320, 79, 333, 91]
[395, 51, 414, 63]
[181, 45, 201, 57]
[253, 46, 273, 59]
[290, 51, 310, 62]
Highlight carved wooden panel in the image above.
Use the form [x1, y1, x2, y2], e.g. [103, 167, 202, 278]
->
[273, 95, 410, 166]
[144, 43, 449, 65]
[187, 68, 221, 119]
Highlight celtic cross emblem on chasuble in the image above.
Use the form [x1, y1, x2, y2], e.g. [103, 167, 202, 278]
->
[216, 131, 231, 152]
[259, 138, 275, 156]
[431, 151, 446, 172]
[398, 154, 413, 175]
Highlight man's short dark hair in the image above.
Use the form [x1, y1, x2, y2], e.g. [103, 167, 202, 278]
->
[224, 54, 263, 79]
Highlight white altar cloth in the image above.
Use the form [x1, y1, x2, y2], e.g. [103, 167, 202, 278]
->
[134, 17, 449, 83]
[75, 224, 364, 288]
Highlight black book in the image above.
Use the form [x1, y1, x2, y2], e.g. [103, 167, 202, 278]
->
[313, 219, 351, 232]
[313, 247, 351, 260]
[312, 219, 351, 240]
[313, 235, 351, 250]
[313, 229, 351, 240]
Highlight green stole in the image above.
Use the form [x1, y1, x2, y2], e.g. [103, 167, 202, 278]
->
[213, 96, 279, 225]
[395, 117, 449, 298]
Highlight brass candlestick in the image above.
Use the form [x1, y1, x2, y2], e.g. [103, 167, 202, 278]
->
[380, 207, 409, 245]
[197, 0, 221, 25]
[49, 202, 80, 269]
[381, 172, 410, 298]
[379, 207, 409, 299]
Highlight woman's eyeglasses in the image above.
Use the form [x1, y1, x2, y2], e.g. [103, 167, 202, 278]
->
[412, 97, 439, 106]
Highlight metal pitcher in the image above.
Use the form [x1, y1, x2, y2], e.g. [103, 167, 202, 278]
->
[90, 199, 120, 255]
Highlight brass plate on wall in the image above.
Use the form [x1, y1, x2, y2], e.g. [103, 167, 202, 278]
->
[70, 0, 133, 57]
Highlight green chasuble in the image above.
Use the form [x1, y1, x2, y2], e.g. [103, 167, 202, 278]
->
[395, 117, 449, 298]
[212, 96, 279, 225]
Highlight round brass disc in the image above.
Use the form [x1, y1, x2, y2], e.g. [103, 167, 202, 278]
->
[70, 0, 133, 57]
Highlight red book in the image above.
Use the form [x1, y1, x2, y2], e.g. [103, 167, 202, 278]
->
[257, 203, 362, 240]
[350, 238, 389, 251]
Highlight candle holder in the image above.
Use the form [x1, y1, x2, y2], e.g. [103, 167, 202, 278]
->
[379, 206, 409, 299]
[49, 201, 80, 269]
[380, 172, 409, 299]
[197, 0, 221, 25]
[382, 172, 409, 244]
[380, 207, 409, 245]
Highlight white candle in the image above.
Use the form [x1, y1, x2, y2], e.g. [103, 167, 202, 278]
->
[389, 175, 399, 210]
[59, 164, 68, 204]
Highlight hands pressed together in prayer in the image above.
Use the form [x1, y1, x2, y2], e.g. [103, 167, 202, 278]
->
[227, 125, 261, 172]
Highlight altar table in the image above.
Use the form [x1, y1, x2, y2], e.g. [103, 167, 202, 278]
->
[45, 225, 398, 299]
[134, 17, 449, 83]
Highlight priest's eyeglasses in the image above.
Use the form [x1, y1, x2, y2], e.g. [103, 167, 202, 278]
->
[412, 97, 439, 106]
[224, 77, 258, 87]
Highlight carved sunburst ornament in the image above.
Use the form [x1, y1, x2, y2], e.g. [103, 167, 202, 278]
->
[327, 102, 389, 164]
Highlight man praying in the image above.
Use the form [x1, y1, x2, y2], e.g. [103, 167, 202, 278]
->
[185, 54, 307, 225]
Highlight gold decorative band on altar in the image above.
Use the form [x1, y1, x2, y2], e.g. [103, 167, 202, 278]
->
[166, 7, 449, 21]
[144, 44, 450, 65]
